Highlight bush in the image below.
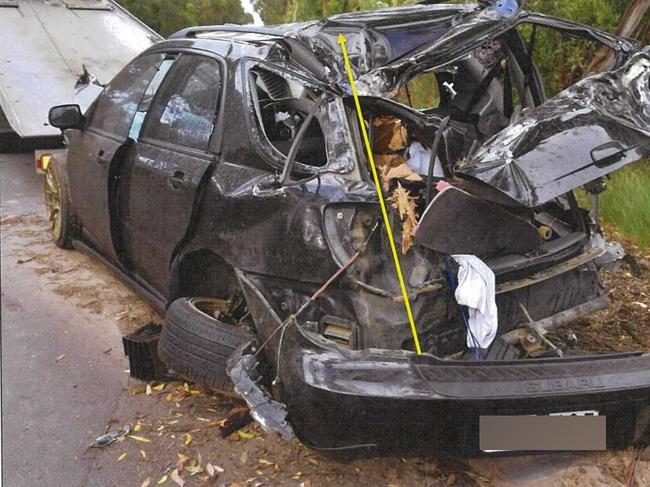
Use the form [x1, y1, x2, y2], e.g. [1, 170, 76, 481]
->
[598, 163, 650, 249]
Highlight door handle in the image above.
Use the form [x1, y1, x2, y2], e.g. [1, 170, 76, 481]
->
[590, 141, 627, 168]
[168, 171, 186, 191]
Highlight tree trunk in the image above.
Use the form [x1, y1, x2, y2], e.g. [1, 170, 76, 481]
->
[587, 0, 650, 74]
[614, 0, 650, 38]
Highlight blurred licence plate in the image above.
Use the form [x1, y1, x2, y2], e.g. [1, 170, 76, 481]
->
[480, 413, 605, 451]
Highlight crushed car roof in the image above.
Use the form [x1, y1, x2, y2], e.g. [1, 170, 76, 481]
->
[170, 2, 635, 94]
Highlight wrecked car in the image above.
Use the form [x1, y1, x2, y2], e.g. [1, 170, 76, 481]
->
[45, 1, 650, 456]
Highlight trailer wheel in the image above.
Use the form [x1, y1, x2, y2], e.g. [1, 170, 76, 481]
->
[44, 160, 74, 249]
[158, 297, 255, 390]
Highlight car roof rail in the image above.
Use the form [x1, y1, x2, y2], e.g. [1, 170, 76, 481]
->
[169, 25, 287, 40]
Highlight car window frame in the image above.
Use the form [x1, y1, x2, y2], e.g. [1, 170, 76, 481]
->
[243, 59, 345, 176]
[137, 48, 228, 158]
[392, 15, 628, 105]
[84, 52, 168, 143]
[128, 54, 178, 141]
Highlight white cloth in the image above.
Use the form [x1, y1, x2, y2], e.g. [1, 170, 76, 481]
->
[406, 141, 444, 178]
[451, 255, 498, 349]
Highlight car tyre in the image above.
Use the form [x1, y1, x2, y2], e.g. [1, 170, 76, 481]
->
[44, 159, 75, 249]
[159, 297, 255, 390]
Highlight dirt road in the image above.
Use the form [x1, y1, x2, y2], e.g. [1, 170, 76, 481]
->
[1, 152, 648, 486]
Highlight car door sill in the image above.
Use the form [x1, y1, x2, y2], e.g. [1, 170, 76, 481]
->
[72, 239, 166, 316]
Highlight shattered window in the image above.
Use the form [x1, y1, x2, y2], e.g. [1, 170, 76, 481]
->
[90, 53, 165, 137]
[142, 55, 221, 152]
[249, 67, 328, 168]
[381, 25, 449, 61]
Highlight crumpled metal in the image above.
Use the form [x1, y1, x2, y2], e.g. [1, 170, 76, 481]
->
[457, 47, 650, 208]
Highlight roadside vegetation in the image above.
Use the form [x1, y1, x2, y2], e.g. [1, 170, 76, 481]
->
[587, 163, 650, 250]
[117, 0, 252, 37]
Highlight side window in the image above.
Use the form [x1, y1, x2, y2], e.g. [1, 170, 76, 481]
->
[249, 67, 328, 168]
[141, 55, 222, 152]
[90, 53, 165, 137]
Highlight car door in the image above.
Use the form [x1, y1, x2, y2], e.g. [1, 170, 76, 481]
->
[66, 53, 166, 262]
[118, 53, 224, 295]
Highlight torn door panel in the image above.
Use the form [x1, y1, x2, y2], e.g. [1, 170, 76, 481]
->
[457, 47, 650, 208]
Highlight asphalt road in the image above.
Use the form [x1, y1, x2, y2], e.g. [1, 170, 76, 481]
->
[1, 151, 647, 487]
[1, 153, 138, 486]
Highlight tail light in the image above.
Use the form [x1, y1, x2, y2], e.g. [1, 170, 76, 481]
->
[323, 204, 378, 265]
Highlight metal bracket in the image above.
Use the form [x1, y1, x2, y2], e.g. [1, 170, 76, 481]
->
[227, 346, 295, 440]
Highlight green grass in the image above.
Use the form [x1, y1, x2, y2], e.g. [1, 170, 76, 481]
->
[581, 162, 650, 250]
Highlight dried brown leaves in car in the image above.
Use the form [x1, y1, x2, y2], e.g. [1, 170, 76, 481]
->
[373, 116, 408, 152]
[372, 116, 422, 191]
[391, 183, 419, 254]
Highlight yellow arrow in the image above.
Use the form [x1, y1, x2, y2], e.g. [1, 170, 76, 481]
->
[338, 34, 423, 355]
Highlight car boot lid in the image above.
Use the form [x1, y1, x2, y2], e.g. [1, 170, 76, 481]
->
[455, 47, 650, 208]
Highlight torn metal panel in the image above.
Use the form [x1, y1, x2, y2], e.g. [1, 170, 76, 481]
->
[457, 47, 650, 208]
[415, 186, 540, 257]
[295, 3, 468, 84]
[301, 4, 634, 96]
[494, 247, 603, 294]
[227, 347, 295, 440]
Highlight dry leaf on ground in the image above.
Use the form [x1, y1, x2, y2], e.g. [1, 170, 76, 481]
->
[129, 435, 151, 443]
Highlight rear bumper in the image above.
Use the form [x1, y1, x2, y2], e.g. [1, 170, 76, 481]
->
[232, 270, 650, 456]
[271, 326, 650, 456]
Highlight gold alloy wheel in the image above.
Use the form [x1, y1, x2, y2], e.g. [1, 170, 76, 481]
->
[44, 165, 63, 241]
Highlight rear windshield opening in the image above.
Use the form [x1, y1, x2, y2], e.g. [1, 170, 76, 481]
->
[395, 22, 616, 142]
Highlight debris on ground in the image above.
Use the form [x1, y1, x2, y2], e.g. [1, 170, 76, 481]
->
[90, 424, 132, 448]
[1, 213, 162, 335]
[219, 407, 253, 438]
[552, 228, 650, 354]
[123, 322, 168, 381]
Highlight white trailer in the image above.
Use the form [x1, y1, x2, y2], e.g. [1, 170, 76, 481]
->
[0, 0, 162, 146]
